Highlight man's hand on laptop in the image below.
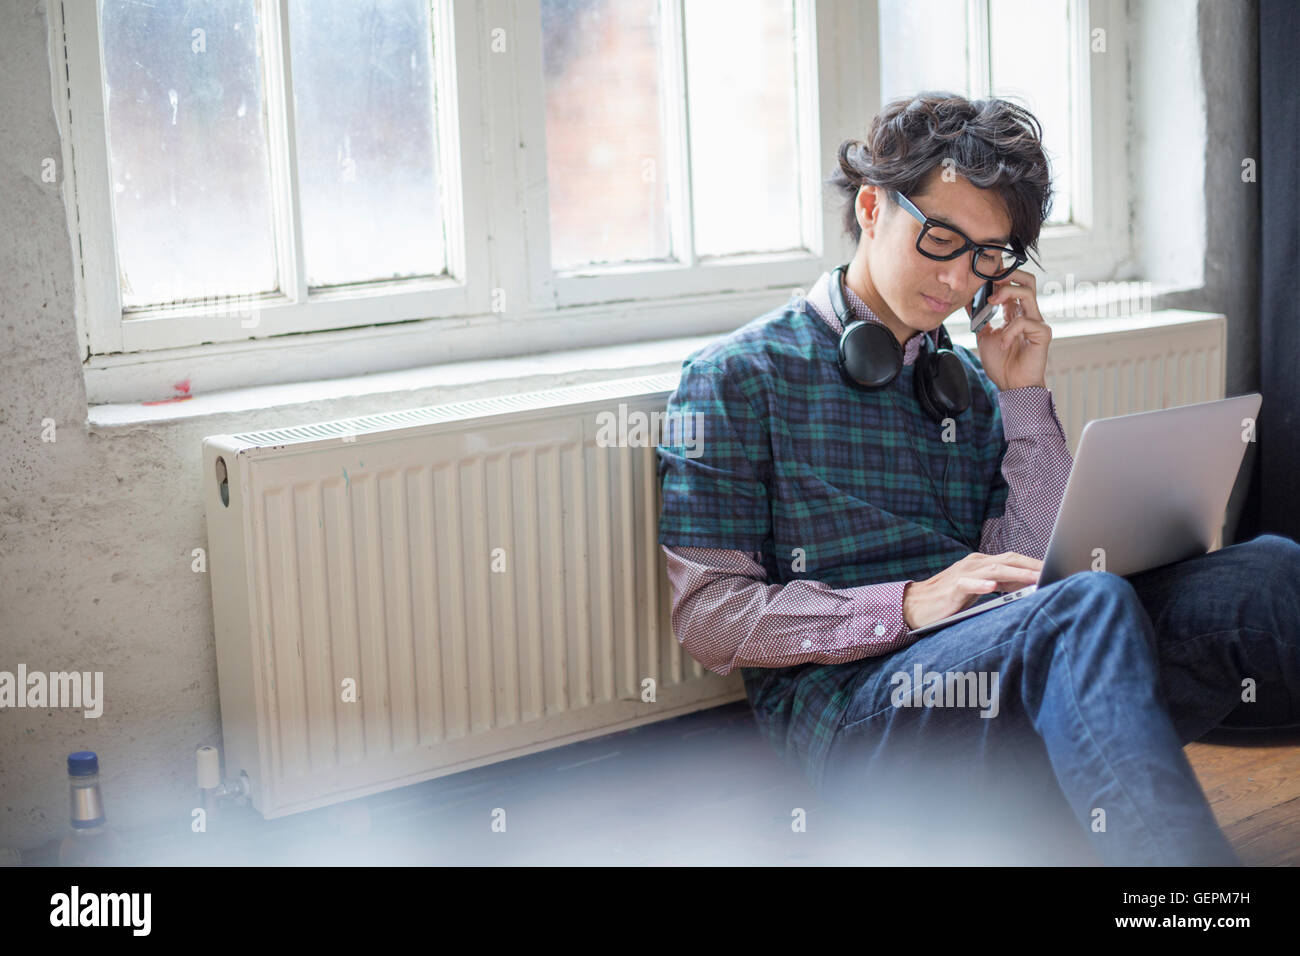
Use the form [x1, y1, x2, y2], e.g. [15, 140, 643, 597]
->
[902, 552, 1044, 631]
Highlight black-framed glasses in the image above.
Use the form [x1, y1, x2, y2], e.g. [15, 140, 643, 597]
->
[893, 190, 1026, 280]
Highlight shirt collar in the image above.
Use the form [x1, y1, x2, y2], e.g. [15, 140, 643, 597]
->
[802, 269, 930, 366]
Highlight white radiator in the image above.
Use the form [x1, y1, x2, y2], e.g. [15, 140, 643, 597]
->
[203, 373, 740, 818]
[1031, 309, 1227, 455]
[203, 310, 1225, 818]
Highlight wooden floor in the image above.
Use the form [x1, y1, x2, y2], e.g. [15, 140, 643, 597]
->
[1187, 726, 1300, 866]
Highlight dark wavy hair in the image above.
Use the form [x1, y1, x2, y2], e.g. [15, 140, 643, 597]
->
[827, 92, 1054, 267]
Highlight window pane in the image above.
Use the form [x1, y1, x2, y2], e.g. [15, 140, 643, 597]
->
[99, 0, 278, 307]
[288, 0, 445, 287]
[989, 0, 1073, 224]
[879, 0, 969, 104]
[684, 0, 801, 257]
[880, 0, 1074, 227]
[542, 0, 670, 269]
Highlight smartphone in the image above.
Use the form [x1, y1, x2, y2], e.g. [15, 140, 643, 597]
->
[969, 279, 999, 334]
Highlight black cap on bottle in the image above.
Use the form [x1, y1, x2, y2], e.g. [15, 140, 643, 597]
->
[67, 751, 99, 776]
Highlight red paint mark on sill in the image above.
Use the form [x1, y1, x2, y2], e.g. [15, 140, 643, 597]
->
[142, 380, 194, 406]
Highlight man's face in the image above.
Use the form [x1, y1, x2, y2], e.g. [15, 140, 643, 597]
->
[855, 172, 1014, 340]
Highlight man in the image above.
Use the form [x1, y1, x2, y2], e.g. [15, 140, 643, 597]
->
[656, 92, 1300, 866]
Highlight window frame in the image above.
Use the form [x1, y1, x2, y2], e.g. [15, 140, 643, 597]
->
[997, 0, 1132, 286]
[58, 0, 489, 356]
[51, 0, 1131, 405]
[520, 0, 829, 309]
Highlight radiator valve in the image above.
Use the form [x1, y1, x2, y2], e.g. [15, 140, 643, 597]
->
[196, 745, 251, 816]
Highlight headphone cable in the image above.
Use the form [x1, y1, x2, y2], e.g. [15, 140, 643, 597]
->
[879, 377, 977, 552]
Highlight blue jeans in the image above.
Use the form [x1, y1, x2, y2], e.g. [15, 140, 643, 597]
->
[819, 533, 1300, 866]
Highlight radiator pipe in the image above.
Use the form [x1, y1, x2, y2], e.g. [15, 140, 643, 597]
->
[195, 745, 250, 821]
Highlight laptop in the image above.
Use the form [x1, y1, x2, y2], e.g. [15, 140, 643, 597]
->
[906, 392, 1263, 638]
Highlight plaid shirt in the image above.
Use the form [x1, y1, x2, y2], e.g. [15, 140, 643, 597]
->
[656, 269, 1070, 791]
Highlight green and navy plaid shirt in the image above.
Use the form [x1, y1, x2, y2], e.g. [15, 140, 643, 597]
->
[657, 279, 1035, 788]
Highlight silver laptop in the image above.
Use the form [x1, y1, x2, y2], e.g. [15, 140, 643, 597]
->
[906, 392, 1263, 638]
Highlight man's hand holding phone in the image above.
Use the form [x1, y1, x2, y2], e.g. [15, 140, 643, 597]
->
[966, 268, 1052, 391]
[969, 279, 1000, 334]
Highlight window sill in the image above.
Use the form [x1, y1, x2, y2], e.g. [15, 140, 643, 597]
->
[88, 304, 1223, 432]
[86, 332, 719, 430]
[82, 287, 789, 408]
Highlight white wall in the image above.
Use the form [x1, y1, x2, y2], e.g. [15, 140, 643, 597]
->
[1133, 0, 1207, 289]
[1131, 0, 1260, 538]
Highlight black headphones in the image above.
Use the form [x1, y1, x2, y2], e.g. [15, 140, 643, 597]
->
[826, 262, 977, 550]
[830, 262, 971, 425]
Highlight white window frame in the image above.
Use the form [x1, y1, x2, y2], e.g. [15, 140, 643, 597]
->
[57, 0, 488, 356]
[52, 0, 1129, 405]
[520, 0, 828, 309]
[988, 0, 1131, 287]
[888, 0, 1129, 288]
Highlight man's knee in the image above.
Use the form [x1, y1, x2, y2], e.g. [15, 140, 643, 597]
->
[1243, 533, 1300, 578]
[1058, 568, 1139, 598]
[1031, 570, 1152, 656]
[1236, 533, 1300, 624]
[1050, 569, 1145, 622]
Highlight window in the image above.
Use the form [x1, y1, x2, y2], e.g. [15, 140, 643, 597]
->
[97, 0, 447, 302]
[539, 0, 810, 272]
[529, 0, 826, 307]
[53, 0, 1128, 402]
[101, 0, 281, 307]
[63, 0, 474, 361]
[879, 0, 1129, 283]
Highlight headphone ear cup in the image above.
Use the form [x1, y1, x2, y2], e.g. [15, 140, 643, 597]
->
[839, 320, 904, 389]
[913, 348, 941, 423]
[933, 350, 972, 416]
[914, 344, 973, 424]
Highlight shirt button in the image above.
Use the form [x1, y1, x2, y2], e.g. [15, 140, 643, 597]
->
[874, 624, 886, 636]
[801, 639, 812, 649]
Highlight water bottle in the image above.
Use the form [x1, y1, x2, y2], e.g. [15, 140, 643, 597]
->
[58, 751, 126, 866]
